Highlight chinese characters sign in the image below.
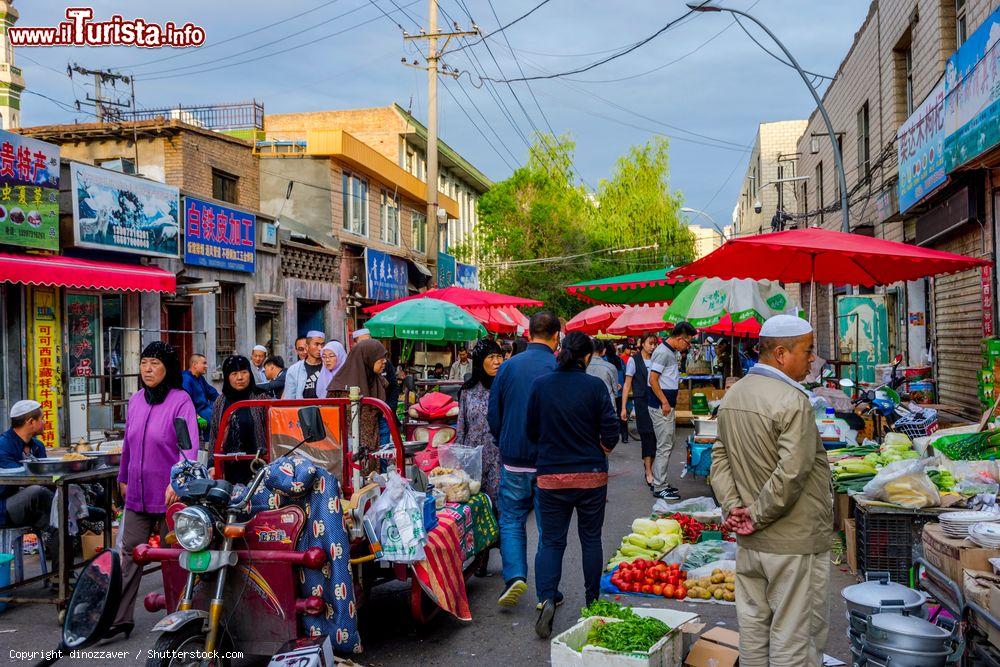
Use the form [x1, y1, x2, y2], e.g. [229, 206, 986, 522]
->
[67, 294, 99, 396]
[183, 196, 255, 272]
[29, 287, 62, 448]
[437, 251, 456, 287]
[898, 78, 946, 213]
[983, 265, 995, 337]
[456, 262, 479, 290]
[70, 162, 180, 258]
[365, 248, 408, 302]
[0, 129, 60, 250]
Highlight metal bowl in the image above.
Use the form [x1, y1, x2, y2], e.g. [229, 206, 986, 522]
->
[83, 450, 122, 466]
[25, 458, 96, 475]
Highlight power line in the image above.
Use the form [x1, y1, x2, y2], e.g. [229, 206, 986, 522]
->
[439, 78, 517, 170]
[444, 0, 553, 54]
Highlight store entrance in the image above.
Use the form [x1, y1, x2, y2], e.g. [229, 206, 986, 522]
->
[297, 299, 326, 338]
[162, 301, 194, 363]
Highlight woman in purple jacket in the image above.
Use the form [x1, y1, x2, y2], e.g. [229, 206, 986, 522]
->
[107, 341, 198, 641]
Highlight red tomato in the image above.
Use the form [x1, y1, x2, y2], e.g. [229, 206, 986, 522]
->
[652, 584, 663, 596]
[641, 585, 652, 594]
[667, 575, 679, 587]
[678, 571, 687, 581]
[644, 577, 655, 586]
[675, 586, 687, 600]
[663, 584, 675, 598]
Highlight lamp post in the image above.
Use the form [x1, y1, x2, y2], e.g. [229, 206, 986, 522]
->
[686, 1, 850, 233]
[680, 207, 729, 242]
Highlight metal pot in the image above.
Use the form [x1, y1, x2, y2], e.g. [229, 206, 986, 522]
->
[842, 572, 927, 617]
[865, 612, 952, 654]
[857, 640, 953, 667]
[692, 418, 718, 438]
[25, 458, 96, 475]
[83, 450, 121, 466]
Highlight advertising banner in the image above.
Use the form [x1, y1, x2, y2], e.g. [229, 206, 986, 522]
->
[0, 129, 60, 250]
[944, 5, 1000, 171]
[183, 196, 256, 272]
[28, 287, 62, 448]
[365, 247, 408, 302]
[437, 251, 456, 287]
[66, 294, 99, 396]
[898, 78, 946, 212]
[70, 162, 180, 258]
[455, 262, 479, 289]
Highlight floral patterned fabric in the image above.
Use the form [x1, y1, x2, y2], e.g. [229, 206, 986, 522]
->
[455, 384, 500, 504]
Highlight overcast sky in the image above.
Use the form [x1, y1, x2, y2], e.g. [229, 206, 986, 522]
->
[15, 0, 871, 230]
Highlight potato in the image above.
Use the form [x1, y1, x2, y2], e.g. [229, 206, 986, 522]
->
[711, 573, 725, 584]
[724, 574, 736, 584]
[700, 590, 711, 599]
[725, 583, 735, 592]
[723, 591, 735, 602]
[712, 568, 722, 575]
[713, 588, 724, 600]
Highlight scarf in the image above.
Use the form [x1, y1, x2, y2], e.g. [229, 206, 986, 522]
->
[220, 355, 260, 464]
[140, 341, 182, 405]
[463, 338, 502, 391]
[222, 355, 257, 400]
[315, 341, 348, 399]
[328, 339, 388, 401]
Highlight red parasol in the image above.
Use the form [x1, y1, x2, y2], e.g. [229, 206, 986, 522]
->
[364, 286, 543, 314]
[607, 304, 670, 336]
[467, 305, 529, 334]
[698, 314, 761, 338]
[667, 227, 991, 286]
[565, 304, 626, 334]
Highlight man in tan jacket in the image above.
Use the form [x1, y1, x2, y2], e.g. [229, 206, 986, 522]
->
[710, 314, 833, 667]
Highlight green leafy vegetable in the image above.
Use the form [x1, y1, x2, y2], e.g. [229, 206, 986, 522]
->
[581, 599, 636, 620]
[933, 431, 1000, 461]
[586, 616, 671, 653]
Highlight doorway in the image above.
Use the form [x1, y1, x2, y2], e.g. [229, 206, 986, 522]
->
[297, 300, 326, 338]
[162, 301, 194, 363]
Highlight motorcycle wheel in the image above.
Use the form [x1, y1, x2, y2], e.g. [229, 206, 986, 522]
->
[145, 625, 231, 667]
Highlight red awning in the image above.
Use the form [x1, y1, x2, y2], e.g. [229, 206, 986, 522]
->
[0, 252, 176, 293]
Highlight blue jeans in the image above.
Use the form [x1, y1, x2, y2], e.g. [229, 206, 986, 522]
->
[535, 485, 607, 606]
[498, 467, 539, 584]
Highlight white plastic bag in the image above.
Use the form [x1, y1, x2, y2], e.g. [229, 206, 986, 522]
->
[372, 472, 427, 563]
[688, 559, 737, 580]
[862, 459, 941, 508]
[429, 466, 472, 503]
[652, 496, 722, 523]
[438, 444, 483, 483]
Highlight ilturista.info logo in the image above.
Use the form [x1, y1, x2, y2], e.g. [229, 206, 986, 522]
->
[10, 8, 206, 48]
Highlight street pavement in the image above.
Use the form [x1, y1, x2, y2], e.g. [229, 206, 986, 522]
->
[2, 425, 853, 666]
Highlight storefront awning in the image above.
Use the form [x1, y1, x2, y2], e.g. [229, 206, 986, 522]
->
[0, 252, 176, 293]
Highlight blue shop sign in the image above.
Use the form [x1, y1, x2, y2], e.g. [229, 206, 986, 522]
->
[183, 196, 256, 273]
[365, 247, 408, 301]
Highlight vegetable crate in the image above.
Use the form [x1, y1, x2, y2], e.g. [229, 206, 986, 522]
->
[551, 608, 698, 667]
[854, 502, 937, 586]
[685, 437, 713, 479]
[893, 409, 938, 440]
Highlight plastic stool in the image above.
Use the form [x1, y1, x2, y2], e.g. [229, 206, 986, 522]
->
[0, 527, 48, 584]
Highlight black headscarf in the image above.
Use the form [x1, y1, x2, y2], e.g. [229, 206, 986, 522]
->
[463, 338, 502, 391]
[140, 341, 182, 405]
[222, 355, 257, 401]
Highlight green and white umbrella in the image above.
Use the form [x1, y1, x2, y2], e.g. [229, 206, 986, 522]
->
[662, 278, 800, 329]
[366, 297, 487, 342]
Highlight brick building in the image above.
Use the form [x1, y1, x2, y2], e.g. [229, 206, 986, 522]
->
[733, 120, 808, 237]
[791, 0, 998, 416]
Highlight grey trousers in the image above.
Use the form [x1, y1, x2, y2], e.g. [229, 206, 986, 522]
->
[648, 406, 677, 492]
[114, 509, 166, 625]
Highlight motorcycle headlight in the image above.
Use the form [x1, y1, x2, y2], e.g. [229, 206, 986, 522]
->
[174, 507, 213, 552]
[432, 427, 456, 447]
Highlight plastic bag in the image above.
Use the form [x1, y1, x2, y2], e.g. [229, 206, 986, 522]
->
[652, 496, 722, 523]
[861, 459, 941, 508]
[428, 466, 472, 503]
[438, 444, 483, 483]
[372, 472, 427, 563]
[687, 559, 737, 580]
[679, 540, 737, 571]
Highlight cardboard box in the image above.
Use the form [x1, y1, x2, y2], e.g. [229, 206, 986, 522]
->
[844, 518, 858, 575]
[552, 607, 700, 667]
[922, 523, 1000, 586]
[834, 493, 852, 532]
[684, 626, 739, 667]
[80, 529, 118, 558]
[964, 571, 1000, 649]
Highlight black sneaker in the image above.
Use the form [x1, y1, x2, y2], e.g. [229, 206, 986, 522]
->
[536, 592, 564, 609]
[497, 578, 527, 608]
[535, 598, 556, 639]
[653, 489, 680, 501]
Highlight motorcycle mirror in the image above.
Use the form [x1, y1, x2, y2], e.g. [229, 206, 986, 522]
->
[893, 354, 903, 364]
[839, 378, 855, 388]
[298, 406, 326, 443]
[34, 549, 122, 667]
[174, 417, 193, 451]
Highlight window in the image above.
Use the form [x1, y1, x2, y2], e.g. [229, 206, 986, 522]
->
[341, 171, 368, 236]
[412, 211, 427, 253]
[801, 181, 809, 218]
[833, 136, 844, 203]
[212, 169, 238, 204]
[857, 102, 871, 181]
[815, 161, 824, 224]
[380, 190, 399, 245]
[98, 157, 136, 174]
[904, 48, 914, 115]
[777, 165, 784, 211]
[216, 284, 237, 364]
[405, 149, 415, 174]
[956, 0, 968, 47]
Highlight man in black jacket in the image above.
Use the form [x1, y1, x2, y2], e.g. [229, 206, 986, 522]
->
[257, 356, 287, 398]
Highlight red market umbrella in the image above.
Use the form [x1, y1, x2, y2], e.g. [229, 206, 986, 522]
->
[699, 314, 761, 338]
[667, 227, 991, 286]
[607, 304, 670, 336]
[565, 304, 626, 334]
[467, 305, 529, 334]
[364, 286, 543, 314]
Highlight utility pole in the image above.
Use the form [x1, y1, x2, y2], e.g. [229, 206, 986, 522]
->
[68, 64, 131, 123]
[403, 1, 477, 280]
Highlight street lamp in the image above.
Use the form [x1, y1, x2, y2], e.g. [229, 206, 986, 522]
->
[680, 206, 729, 242]
[686, 1, 850, 233]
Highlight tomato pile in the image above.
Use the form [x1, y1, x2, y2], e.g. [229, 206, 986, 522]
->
[660, 513, 735, 542]
[610, 559, 688, 599]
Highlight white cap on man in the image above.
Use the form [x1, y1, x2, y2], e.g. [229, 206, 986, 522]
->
[252, 345, 267, 354]
[352, 328, 370, 340]
[759, 314, 813, 338]
[305, 330, 325, 339]
[10, 399, 42, 419]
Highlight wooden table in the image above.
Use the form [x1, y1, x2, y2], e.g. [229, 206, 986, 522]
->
[680, 373, 724, 391]
[0, 465, 118, 610]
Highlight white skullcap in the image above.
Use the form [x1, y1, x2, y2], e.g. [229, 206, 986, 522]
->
[10, 399, 42, 419]
[252, 345, 267, 353]
[352, 328, 370, 340]
[305, 330, 325, 339]
[760, 314, 813, 338]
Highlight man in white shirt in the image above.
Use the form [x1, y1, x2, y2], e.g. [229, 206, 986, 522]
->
[647, 322, 696, 500]
[250, 345, 268, 383]
[449, 347, 473, 380]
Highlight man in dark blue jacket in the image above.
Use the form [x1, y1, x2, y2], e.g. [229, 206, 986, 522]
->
[487, 311, 560, 608]
[181, 353, 219, 422]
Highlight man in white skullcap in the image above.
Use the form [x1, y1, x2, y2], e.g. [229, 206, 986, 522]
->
[0, 400, 59, 566]
[710, 314, 833, 667]
[351, 328, 371, 342]
[282, 331, 326, 399]
[250, 345, 268, 383]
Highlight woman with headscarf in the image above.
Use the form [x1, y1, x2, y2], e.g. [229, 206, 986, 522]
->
[109, 342, 198, 641]
[326, 339, 388, 469]
[209, 355, 268, 485]
[314, 341, 347, 399]
[456, 338, 504, 505]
